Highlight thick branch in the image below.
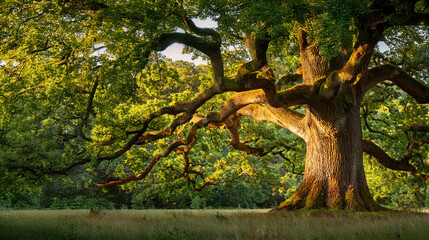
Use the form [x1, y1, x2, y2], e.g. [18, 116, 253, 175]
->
[342, 1, 428, 89]
[213, 84, 314, 125]
[276, 84, 317, 107]
[180, 15, 221, 41]
[72, 30, 223, 171]
[338, 10, 388, 87]
[221, 35, 275, 101]
[224, 113, 265, 155]
[237, 104, 307, 141]
[366, 64, 429, 103]
[96, 80, 311, 187]
[152, 32, 219, 59]
[362, 139, 429, 180]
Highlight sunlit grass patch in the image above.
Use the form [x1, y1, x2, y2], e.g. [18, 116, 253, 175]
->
[1, 209, 429, 240]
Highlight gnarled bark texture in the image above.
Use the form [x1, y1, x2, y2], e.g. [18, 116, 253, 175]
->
[276, 106, 381, 210]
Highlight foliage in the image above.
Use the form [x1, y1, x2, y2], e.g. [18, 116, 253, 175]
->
[361, 24, 429, 209]
[365, 156, 427, 209]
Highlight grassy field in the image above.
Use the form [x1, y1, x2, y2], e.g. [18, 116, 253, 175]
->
[1, 209, 429, 240]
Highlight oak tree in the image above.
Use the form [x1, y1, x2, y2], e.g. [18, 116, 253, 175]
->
[1, 0, 429, 210]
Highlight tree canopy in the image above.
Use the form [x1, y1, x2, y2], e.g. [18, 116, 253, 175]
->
[1, 0, 429, 210]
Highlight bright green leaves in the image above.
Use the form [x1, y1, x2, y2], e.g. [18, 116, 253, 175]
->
[196, 0, 369, 58]
[137, 60, 182, 97]
[362, 81, 429, 209]
[300, 0, 369, 57]
[365, 156, 427, 208]
[196, 0, 289, 38]
[362, 23, 429, 207]
[380, 26, 429, 84]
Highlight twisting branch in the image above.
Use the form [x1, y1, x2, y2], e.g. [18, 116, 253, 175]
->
[224, 113, 265, 155]
[175, 129, 205, 184]
[179, 15, 221, 42]
[96, 77, 312, 187]
[336, 8, 388, 89]
[151, 32, 219, 59]
[175, 119, 249, 191]
[275, 152, 303, 175]
[59, 18, 224, 173]
[362, 139, 429, 180]
[220, 35, 279, 107]
[97, 85, 219, 163]
[96, 123, 200, 188]
[361, 104, 397, 139]
[345, 0, 429, 86]
[148, 16, 224, 88]
[366, 64, 429, 103]
[77, 77, 98, 142]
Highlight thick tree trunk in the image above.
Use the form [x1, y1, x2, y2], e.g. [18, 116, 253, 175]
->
[271, 31, 383, 211]
[275, 106, 382, 210]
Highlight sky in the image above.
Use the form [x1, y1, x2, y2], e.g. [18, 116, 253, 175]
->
[161, 19, 218, 65]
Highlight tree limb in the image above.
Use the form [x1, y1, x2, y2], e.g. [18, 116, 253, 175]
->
[224, 113, 265, 155]
[179, 15, 221, 41]
[77, 77, 98, 142]
[152, 32, 219, 59]
[97, 86, 219, 163]
[96, 79, 311, 187]
[366, 64, 429, 103]
[362, 139, 429, 180]
[275, 152, 303, 175]
[237, 104, 307, 141]
[362, 104, 397, 139]
[96, 123, 200, 188]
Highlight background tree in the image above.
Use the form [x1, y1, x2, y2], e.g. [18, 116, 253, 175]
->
[1, 0, 429, 210]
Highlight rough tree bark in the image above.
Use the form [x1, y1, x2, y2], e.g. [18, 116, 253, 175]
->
[273, 28, 382, 210]
[275, 104, 381, 210]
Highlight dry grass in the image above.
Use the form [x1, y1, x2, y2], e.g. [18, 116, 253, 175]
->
[1, 209, 429, 240]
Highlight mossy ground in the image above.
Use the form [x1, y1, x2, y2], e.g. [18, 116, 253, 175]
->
[1, 209, 428, 240]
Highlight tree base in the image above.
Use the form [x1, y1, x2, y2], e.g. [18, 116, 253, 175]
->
[272, 184, 385, 212]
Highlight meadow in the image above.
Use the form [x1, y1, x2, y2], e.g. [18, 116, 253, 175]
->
[1, 209, 429, 240]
